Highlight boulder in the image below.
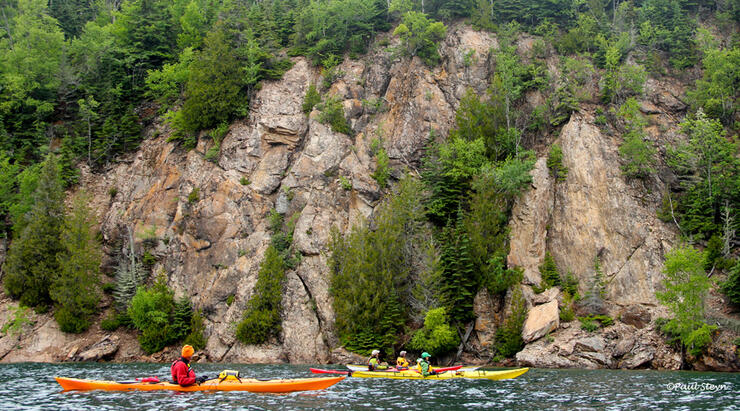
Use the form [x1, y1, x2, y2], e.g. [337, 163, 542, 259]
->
[613, 337, 635, 358]
[521, 300, 560, 343]
[621, 346, 655, 369]
[75, 336, 119, 362]
[533, 287, 560, 305]
[620, 305, 652, 329]
[574, 336, 606, 353]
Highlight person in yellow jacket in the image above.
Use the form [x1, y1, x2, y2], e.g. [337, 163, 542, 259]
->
[368, 349, 381, 371]
[417, 352, 436, 376]
[396, 351, 409, 370]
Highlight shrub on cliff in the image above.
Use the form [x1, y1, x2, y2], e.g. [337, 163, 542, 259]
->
[317, 96, 351, 135]
[657, 244, 716, 356]
[236, 245, 286, 345]
[408, 307, 459, 357]
[617, 98, 656, 180]
[539, 252, 561, 288]
[393, 12, 447, 66]
[128, 273, 198, 354]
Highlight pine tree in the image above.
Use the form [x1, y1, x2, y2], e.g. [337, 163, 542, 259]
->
[51, 192, 102, 333]
[439, 210, 477, 324]
[3, 154, 65, 309]
[172, 296, 194, 341]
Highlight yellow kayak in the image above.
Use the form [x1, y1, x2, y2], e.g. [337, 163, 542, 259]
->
[350, 368, 529, 380]
[56, 375, 346, 393]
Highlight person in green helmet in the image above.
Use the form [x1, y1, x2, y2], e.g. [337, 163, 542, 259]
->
[417, 352, 436, 376]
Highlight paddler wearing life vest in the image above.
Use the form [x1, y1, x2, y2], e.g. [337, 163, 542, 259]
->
[368, 349, 381, 371]
[417, 352, 436, 376]
[171, 345, 208, 386]
[396, 351, 409, 370]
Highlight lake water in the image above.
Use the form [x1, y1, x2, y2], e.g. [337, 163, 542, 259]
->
[0, 363, 737, 410]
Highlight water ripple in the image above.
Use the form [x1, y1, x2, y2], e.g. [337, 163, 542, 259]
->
[0, 363, 738, 410]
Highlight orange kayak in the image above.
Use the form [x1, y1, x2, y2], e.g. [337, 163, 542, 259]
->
[55, 376, 346, 393]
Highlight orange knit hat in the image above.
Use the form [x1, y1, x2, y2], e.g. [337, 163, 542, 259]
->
[181, 345, 194, 358]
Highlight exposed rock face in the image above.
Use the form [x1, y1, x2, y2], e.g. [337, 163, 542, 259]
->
[547, 112, 676, 307]
[507, 158, 553, 286]
[516, 322, 681, 370]
[0, 23, 736, 370]
[522, 300, 559, 343]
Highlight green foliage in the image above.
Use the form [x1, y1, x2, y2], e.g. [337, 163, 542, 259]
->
[579, 317, 599, 332]
[172, 296, 194, 342]
[580, 256, 607, 315]
[657, 244, 716, 356]
[293, 0, 388, 65]
[240, 177, 250, 186]
[188, 187, 200, 204]
[547, 144, 568, 182]
[302, 84, 322, 113]
[113, 245, 147, 312]
[666, 111, 740, 240]
[559, 291, 576, 322]
[329, 176, 434, 353]
[687, 46, 739, 127]
[439, 210, 477, 324]
[721, 261, 740, 306]
[393, 12, 447, 66]
[493, 286, 527, 358]
[561, 271, 579, 297]
[372, 148, 390, 189]
[3, 155, 65, 309]
[340, 176, 352, 191]
[317, 97, 351, 135]
[539, 252, 561, 288]
[1, 305, 34, 337]
[101, 313, 121, 332]
[578, 314, 614, 332]
[236, 245, 286, 345]
[184, 308, 207, 350]
[127, 273, 197, 354]
[600, 37, 647, 103]
[617, 98, 656, 179]
[171, 27, 246, 137]
[408, 307, 460, 357]
[466, 158, 533, 295]
[50, 192, 102, 333]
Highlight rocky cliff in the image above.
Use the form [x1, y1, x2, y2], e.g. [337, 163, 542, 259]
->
[0, 23, 737, 370]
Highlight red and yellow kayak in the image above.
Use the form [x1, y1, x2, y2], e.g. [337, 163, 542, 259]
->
[55, 375, 345, 393]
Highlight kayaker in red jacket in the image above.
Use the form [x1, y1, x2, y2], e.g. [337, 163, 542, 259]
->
[171, 345, 207, 386]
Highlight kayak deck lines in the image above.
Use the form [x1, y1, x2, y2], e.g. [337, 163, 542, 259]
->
[55, 375, 346, 393]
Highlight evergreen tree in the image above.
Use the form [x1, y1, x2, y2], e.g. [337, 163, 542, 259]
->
[51, 191, 101, 333]
[439, 210, 477, 324]
[171, 25, 245, 135]
[3, 154, 65, 309]
[172, 296, 194, 341]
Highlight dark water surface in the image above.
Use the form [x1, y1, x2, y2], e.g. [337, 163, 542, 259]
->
[0, 363, 737, 410]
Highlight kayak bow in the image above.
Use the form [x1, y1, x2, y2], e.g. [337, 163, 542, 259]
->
[55, 375, 345, 393]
